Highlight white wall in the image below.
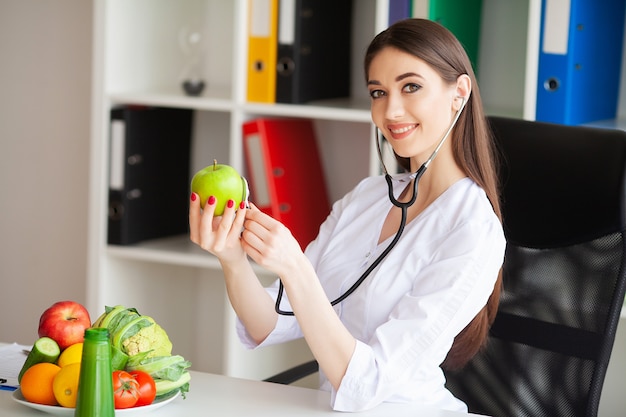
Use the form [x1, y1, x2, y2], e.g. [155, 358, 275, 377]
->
[0, 0, 93, 344]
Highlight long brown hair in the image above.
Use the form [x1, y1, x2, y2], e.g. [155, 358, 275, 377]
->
[364, 18, 503, 370]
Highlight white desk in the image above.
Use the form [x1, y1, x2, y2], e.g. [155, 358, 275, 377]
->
[0, 370, 487, 416]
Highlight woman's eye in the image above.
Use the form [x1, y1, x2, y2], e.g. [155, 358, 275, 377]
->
[369, 89, 385, 99]
[403, 83, 421, 93]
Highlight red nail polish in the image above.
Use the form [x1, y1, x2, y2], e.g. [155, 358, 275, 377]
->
[208, 196, 216, 205]
[227, 199, 234, 209]
[190, 192, 197, 202]
[239, 201, 246, 210]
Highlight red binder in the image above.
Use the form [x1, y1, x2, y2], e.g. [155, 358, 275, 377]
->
[242, 118, 330, 249]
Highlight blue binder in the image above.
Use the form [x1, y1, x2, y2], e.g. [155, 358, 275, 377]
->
[536, 0, 626, 125]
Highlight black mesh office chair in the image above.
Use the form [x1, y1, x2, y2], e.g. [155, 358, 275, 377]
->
[265, 117, 626, 417]
[444, 116, 626, 417]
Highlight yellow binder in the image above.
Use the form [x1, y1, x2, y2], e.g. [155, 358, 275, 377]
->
[246, 0, 278, 103]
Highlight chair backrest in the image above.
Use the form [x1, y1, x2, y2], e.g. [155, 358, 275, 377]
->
[445, 116, 626, 417]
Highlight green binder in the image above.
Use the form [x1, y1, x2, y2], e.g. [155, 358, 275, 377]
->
[428, 0, 483, 74]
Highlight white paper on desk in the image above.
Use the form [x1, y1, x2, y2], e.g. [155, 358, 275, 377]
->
[0, 343, 30, 387]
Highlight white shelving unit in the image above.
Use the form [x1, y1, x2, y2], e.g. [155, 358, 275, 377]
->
[87, 0, 386, 381]
[88, 0, 626, 390]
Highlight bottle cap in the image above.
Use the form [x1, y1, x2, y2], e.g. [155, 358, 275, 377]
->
[84, 327, 110, 341]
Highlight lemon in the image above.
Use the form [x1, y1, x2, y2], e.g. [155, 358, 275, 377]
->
[52, 362, 81, 407]
[57, 343, 83, 368]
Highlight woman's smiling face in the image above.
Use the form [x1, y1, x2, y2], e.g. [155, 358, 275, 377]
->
[367, 46, 459, 166]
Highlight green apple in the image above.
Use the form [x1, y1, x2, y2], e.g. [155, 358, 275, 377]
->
[191, 160, 248, 216]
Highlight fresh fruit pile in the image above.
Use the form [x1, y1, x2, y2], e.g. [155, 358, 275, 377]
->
[18, 300, 190, 409]
[18, 301, 91, 407]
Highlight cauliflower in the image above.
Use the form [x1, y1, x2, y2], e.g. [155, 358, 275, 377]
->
[121, 317, 173, 357]
[96, 306, 174, 365]
[94, 305, 191, 398]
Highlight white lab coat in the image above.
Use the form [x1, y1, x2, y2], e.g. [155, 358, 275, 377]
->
[237, 173, 505, 413]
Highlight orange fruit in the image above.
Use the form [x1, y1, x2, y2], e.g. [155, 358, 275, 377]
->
[52, 362, 81, 407]
[20, 362, 61, 405]
[57, 343, 83, 368]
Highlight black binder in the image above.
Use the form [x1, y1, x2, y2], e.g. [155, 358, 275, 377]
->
[275, 0, 353, 104]
[107, 106, 193, 245]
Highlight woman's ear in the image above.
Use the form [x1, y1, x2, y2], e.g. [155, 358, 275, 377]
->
[454, 74, 472, 110]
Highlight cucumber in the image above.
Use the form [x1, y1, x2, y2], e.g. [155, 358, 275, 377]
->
[18, 336, 61, 383]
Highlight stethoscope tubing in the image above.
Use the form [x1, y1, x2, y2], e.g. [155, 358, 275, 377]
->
[275, 171, 418, 316]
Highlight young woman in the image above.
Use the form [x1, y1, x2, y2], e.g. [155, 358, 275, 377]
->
[189, 18, 505, 413]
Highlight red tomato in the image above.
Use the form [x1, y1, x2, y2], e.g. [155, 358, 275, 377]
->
[129, 370, 157, 406]
[112, 370, 139, 409]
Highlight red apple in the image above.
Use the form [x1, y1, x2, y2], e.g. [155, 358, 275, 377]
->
[191, 159, 248, 216]
[38, 301, 92, 350]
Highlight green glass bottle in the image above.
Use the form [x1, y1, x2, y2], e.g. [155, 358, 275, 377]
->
[74, 327, 114, 417]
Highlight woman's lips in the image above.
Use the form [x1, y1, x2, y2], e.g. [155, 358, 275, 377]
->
[388, 123, 418, 140]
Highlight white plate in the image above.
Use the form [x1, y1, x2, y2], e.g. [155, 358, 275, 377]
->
[12, 389, 179, 416]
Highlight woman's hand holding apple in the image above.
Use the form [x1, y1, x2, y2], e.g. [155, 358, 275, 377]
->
[189, 160, 305, 278]
[189, 161, 249, 263]
[190, 191, 249, 263]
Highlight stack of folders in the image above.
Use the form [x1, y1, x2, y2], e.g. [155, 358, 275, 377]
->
[389, 0, 484, 73]
[107, 106, 193, 245]
[242, 118, 331, 249]
[246, 0, 353, 104]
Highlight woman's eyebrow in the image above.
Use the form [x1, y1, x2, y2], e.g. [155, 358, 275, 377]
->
[367, 72, 424, 85]
[368, 72, 424, 86]
[396, 72, 422, 82]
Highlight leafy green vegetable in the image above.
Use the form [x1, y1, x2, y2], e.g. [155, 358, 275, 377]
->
[110, 344, 129, 370]
[126, 355, 191, 381]
[92, 304, 191, 399]
[94, 306, 173, 364]
[122, 318, 172, 357]
[112, 316, 153, 351]
[155, 371, 191, 399]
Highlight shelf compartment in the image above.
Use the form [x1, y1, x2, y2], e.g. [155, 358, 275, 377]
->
[104, 0, 235, 100]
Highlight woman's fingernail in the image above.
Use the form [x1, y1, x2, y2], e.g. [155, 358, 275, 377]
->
[208, 195, 216, 205]
[227, 199, 235, 209]
[190, 192, 197, 202]
[239, 201, 246, 210]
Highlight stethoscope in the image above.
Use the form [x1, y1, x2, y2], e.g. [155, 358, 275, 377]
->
[275, 97, 468, 316]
